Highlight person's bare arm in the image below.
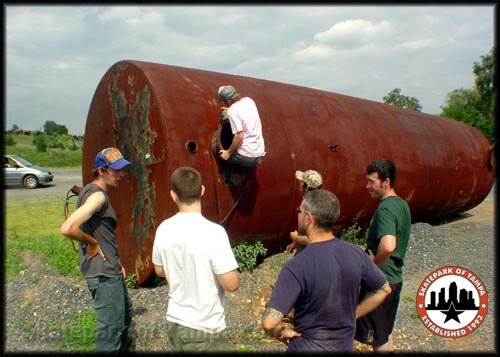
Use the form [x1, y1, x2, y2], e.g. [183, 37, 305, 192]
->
[371, 235, 396, 267]
[217, 269, 240, 292]
[290, 230, 309, 246]
[60, 191, 106, 260]
[261, 307, 301, 344]
[154, 264, 167, 283]
[355, 281, 392, 319]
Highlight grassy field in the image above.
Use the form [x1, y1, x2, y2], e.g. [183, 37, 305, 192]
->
[5, 196, 81, 281]
[5, 133, 82, 167]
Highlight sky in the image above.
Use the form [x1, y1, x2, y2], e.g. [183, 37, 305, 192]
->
[5, 4, 496, 135]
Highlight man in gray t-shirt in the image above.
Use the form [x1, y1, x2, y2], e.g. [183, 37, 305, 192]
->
[61, 147, 132, 352]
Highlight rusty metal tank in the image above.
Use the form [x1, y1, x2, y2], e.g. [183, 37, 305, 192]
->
[82, 59, 495, 284]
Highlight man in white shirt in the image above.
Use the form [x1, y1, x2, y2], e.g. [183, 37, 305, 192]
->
[217, 85, 266, 167]
[152, 166, 240, 352]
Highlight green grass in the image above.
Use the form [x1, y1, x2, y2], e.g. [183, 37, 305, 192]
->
[5, 197, 81, 280]
[56, 309, 96, 352]
[5, 133, 82, 167]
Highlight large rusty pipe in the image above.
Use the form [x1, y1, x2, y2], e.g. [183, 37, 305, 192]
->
[82, 60, 495, 284]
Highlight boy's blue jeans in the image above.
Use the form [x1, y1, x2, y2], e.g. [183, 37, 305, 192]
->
[86, 276, 132, 352]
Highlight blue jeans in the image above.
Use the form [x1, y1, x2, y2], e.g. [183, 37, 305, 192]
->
[86, 276, 132, 353]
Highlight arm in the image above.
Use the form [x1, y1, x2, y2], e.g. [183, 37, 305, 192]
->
[285, 241, 296, 254]
[60, 191, 106, 260]
[371, 234, 396, 267]
[154, 264, 167, 283]
[261, 307, 301, 345]
[355, 281, 392, 319]
[217, 269, 240, 292]
[219, 131, 244, 160]
[290, 230, 309, 246]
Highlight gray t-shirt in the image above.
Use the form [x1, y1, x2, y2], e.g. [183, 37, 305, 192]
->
[77, 183, 122, 278]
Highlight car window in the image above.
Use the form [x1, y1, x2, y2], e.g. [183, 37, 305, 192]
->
[4, 157, 16, 168]
[10, 155, 33, 167]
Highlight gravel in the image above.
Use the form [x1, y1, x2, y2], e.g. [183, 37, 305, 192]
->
[5, 200, 495, 353]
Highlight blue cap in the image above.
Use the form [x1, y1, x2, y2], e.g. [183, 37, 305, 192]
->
[94, 147, 131, 170]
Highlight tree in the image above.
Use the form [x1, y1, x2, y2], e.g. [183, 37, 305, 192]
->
[33, 133, 48, 152]
[440, 48, 495, 143]
[11, 124, 20, 132]
[383, 88, 422, 112]
[472, 47, 495, 142]
[43, 120, 68, 136]
[440, 88, 481, 125]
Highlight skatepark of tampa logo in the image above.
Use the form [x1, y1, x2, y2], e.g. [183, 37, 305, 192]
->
[416, 266, 488, 338]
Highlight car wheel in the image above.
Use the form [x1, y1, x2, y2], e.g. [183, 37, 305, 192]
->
[23, 174, 39, 189]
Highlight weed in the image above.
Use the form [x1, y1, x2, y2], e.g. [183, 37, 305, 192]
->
[339, 223, 368, 247]
[125, 273, 138, 289]
[232, 241, 268, 273]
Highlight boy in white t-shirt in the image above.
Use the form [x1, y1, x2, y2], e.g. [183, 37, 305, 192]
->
[217, 85, 266, 167]
[152, 166, 240, 352]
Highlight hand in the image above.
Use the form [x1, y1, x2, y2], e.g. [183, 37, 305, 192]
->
[366, 248, 375, 262]
[279, 326, 301, 345]
[121, 266, 126, 279]
[85, 242, 106, 261]
[285, 241, 296, 254]
[289, 230, 299, 242]
[219, 150, 231, 161]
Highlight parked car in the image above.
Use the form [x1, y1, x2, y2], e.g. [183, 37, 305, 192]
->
[3, 154, 54, 189]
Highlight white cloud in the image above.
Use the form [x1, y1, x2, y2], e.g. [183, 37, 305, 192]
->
[292, 44, 336, 62]
[314, 19, 392, 48]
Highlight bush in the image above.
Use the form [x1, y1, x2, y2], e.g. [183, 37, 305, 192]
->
[339, 223, 368, 247]
[33, 134, 48, 152]
[5, 134, 16, 146]
[232, 240, 268, 273]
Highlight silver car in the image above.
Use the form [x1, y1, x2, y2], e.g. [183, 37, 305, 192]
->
[4, 154, 54, 189]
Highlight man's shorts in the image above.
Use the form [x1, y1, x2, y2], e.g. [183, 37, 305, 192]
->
[355, 282, 403, 347]
[167, 321, 232, 352]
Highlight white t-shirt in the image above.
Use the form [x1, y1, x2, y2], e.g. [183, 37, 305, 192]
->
[152, 212, 238, 333]
[227, 97, 266, 157]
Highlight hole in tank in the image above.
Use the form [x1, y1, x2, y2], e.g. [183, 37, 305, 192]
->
[185, 140, 198, 154]
[220, 121, 233, 149]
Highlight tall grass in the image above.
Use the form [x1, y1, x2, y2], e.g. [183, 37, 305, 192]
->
[5, 133, 82, 167]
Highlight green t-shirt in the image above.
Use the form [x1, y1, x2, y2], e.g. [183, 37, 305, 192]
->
[367, 196, 411, 284]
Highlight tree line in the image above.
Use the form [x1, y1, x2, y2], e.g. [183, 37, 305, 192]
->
[5, 121, 83, 152]
[383, 47, 495, 143]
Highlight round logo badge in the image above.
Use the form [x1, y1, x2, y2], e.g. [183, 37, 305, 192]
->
[416, 266, 488, 338]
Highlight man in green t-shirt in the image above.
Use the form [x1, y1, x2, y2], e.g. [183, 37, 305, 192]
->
[355, 159, 411, 352]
